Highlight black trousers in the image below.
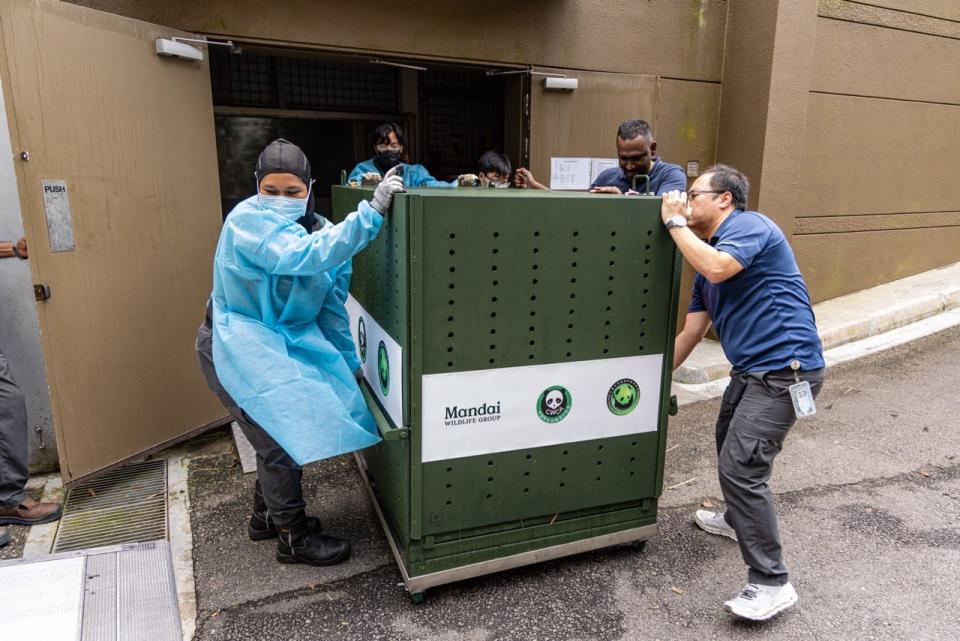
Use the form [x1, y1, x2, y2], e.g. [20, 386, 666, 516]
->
[195, 303, 305, 526]
[715, 368, 825, 586]
[0, 349, 28, 509]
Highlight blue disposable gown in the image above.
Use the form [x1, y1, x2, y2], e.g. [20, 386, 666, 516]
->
[211, 195, 384, 465]
[348, 158, 455, 188]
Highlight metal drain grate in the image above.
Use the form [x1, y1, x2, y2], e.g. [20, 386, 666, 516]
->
[53, 460, 168, 553]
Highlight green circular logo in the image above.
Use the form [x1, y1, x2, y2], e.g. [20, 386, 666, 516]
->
[537, 385, 572, 423]
[377, 340, 389, 396]
[358, 317, 367, 362]
[607, 378, 640, 416]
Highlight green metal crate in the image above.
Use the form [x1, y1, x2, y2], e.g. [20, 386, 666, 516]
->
[331, 186, 682, 600]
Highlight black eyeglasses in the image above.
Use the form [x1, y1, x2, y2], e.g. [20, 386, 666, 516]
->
[687, 189, 722, 200]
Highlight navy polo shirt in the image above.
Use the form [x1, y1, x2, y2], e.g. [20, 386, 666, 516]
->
[689, 209, 824, 373]
[590, 158, 687, 194]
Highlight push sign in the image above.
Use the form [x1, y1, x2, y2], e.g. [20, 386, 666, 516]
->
[41, 179, 76, 252]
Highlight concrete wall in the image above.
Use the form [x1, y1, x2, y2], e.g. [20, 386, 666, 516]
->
[62, 0, 960, 305]
[792, 0, 960, 301]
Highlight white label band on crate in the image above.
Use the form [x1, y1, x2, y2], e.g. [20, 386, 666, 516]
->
[421, 354, 664, 462]
[346, 295, 403, 428]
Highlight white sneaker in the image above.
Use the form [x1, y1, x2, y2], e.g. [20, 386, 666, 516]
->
[694, 509, 738, 541]
[724, 582, 798, 621]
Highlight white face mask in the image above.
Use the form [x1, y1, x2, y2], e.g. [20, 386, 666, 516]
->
[256, 178, 314, 221]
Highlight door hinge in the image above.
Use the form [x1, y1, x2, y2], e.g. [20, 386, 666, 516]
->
[34, 284, 51, 302]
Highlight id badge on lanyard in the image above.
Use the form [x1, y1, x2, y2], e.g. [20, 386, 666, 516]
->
[788, 359, 816, 419]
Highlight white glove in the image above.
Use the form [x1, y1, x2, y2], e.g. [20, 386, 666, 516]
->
[370, 165, 405, 214]
[457, 173, 478, 187]
[361, 172, 383, 186]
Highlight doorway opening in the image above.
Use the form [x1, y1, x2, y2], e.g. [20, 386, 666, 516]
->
[209, 47, 529, 218]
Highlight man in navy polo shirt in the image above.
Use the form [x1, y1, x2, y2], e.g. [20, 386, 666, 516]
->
[513, 119, 687, 195]
[663, 164, 825, 622]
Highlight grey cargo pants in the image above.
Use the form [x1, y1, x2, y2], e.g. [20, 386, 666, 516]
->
[716, 368, 825, 586]
[195, 302, 305, 526]
[0, 349, 28, 508]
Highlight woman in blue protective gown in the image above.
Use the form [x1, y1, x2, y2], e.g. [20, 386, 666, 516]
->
[196, 138, 404, 566]
[348, 122, 461, 188]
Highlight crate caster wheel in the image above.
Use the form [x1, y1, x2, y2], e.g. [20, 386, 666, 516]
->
[631, 540, 647, 552]
[410, 591, 426, 605]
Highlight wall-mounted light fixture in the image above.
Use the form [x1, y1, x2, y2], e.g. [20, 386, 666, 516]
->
[155, 36, 241, 62]
[485, 68, 578, 91]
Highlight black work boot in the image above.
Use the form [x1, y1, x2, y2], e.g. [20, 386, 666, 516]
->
[248, 481, 321, 541]
[276, 515, 351, 566]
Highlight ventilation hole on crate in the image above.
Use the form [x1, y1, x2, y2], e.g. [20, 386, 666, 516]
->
[446, 500, 452, 506]
[534, 230, 540, 237]
[533, 247, 540, 254]
[487, 460, 494, 466]
[573, 230, 579, 237]
[533, 264, 539, 270]
[530, 310, 536, 316]
[449, 249, 456, 256]
[560, 482, 565, 487]
[524, 488, 530, 493]
[529, 326, 535, 332]
[486, 494, 493, 499]
[491, 265, 498, 272]
[487, 477, 493, 482]
[446, 483, 452, 489]
[530, 295, 537, 301]
[493, 231, 500, 238]
[493, 280, 499, 286]
[448, 315, 454, 322]
[449, 283, 455, 289]
[447, 467, 453, 472]
[449, 233, 456, 239]
[491, 312, 497, 318]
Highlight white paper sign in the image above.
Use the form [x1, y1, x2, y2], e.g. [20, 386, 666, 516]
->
[550, 157, 592, 190]
[590, 158, 619, 183]
[346, 295, 404, 427]
[421, 354, 664, 462]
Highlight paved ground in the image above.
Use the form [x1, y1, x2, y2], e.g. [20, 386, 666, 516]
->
[188, 326, 960, 641]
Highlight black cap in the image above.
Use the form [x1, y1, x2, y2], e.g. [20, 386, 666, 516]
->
[254, 138, 315, 231]
[255, 138, 311, 187]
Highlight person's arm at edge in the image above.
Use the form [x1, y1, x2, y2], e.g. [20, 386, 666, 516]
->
[673, 311, 711, 369]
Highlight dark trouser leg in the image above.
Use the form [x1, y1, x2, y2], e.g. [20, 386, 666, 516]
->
[0, 350, 28, 509]
[716, 369, 824, 586]
[195, 305, 305, 527]
[234, 417, 304, 527]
